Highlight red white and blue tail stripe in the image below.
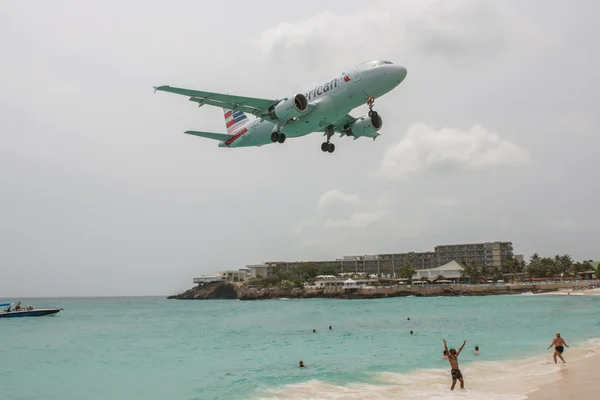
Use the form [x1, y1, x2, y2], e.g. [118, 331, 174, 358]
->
[223, 109, 249, 135]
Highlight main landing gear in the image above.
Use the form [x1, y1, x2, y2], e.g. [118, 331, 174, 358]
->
[271, 131, 286, 144]
[367, 96, 379, 119]
[321, 125, 335, 153]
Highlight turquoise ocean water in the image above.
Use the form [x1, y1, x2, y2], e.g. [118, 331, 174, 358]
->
[1, 294, 600, 400]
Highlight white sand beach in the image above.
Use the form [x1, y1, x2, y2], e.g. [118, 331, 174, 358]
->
[537, 286, 600, 296]
[526, 351, 600, 400]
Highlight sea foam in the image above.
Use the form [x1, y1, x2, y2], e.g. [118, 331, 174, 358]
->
[255, 338, 600, 400]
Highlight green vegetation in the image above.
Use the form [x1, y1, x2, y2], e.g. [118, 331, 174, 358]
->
[398, 263, 416, 280]
[525, 254, 594, 278]
[244, 262, 343, 288]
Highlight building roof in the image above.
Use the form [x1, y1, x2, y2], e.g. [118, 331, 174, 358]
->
[587, 261, 599, 269]
[427, 260, 464, 272]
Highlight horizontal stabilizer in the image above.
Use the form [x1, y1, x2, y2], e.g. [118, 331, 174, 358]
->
[184, 130, 233, 141]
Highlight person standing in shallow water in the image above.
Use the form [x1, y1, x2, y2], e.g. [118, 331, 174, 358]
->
[547, 332, 569, 364]
[443, 339, 466, 390]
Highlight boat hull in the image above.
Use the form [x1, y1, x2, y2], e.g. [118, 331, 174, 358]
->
[0, 308, 62, 318]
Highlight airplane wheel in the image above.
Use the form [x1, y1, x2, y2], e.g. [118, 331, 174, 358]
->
[278, 133, 286, 144]
[368, 110, 374, 118]
[327, 143, 335, 153]
[321, 142, 329, 152]
[271, 132, 280, 142]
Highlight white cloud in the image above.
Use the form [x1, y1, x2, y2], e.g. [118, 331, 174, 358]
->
[296, 190, 387, 234]
[255, 9, 392, 55]
[318, 189, 361, 211]
[255, 0, 516, 64]
[378, 123, 532, 180]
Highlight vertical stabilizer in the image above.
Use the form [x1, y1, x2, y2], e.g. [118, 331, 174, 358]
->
[223, 109, 249, 134]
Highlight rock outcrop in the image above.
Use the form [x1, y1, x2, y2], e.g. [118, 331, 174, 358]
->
[167, 282, 237, 300]
[168, 282, 566, 300]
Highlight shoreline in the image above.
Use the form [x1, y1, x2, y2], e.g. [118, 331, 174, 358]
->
[526, 350, 600, 400]
[537, 287, 600, 296]
[259, 337, 600, 399]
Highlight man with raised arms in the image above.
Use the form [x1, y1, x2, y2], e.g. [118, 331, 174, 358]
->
[443, 338, 467, 390]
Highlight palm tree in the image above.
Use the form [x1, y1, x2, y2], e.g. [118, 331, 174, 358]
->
[461, 263, 472, 283]
[398, 263, 416, 281]
[559, 254, 573, 276]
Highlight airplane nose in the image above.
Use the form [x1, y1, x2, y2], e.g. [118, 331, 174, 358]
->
[394, 65, 407, 83]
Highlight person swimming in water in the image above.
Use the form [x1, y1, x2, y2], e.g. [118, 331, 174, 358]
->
[443, 338, 466, 390]
[474, 345, 479, 355]
[547, 332, 569, 364]
[298, 360, 305, 368]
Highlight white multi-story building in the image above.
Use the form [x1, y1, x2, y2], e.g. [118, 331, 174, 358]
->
[219, 269, 248, 282]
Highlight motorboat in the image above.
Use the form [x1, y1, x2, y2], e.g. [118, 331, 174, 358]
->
[0, 302, 63, 318]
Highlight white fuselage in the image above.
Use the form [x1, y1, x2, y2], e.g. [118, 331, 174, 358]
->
[219, 61, 407, 147]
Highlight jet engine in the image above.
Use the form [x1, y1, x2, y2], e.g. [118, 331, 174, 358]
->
[345, 113, 383, 139]
[269, 94, 309, 120]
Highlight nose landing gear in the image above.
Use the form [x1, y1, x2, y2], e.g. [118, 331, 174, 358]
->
[367, 97, 378, 118]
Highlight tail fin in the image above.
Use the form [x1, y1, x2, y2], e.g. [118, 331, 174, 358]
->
[223, 108, 249, 135]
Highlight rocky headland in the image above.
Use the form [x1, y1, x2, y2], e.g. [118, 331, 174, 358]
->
[167, 282, 570, 300]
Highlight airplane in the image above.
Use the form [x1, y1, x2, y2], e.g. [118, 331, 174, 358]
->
[153, 60, 407, 153]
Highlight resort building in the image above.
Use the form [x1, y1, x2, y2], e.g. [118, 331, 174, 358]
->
[578, 260, 599, 280]
[412, 261, 464, 282]
[312, 275, 374, 289]
[247, 264, 275, 279]
[435, 242, 514, 270]
[193, 275, 224, 285]
[257, 241, 519, 276]
[218, 269, 248, 283]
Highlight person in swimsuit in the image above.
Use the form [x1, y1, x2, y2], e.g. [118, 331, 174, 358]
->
[547, 332, 569, 364]
[442, 350, 448, 360]
[443, 338, 466, 390]
[474, 345, 479, 355]
[298, 360, 305, 368]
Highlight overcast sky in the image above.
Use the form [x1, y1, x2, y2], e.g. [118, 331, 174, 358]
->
[1, 0, 598, 297]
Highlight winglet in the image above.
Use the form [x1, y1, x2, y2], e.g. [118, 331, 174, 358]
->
[153, 85, 169, 94]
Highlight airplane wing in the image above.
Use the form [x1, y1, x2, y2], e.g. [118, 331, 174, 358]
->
[315, 114, 358, 135]
[184, 130, 233, 141]
[154, 85, 277, 118]
[331, 114, 358, 133]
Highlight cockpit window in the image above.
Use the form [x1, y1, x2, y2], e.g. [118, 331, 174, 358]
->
[373, 61, 393, 67]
